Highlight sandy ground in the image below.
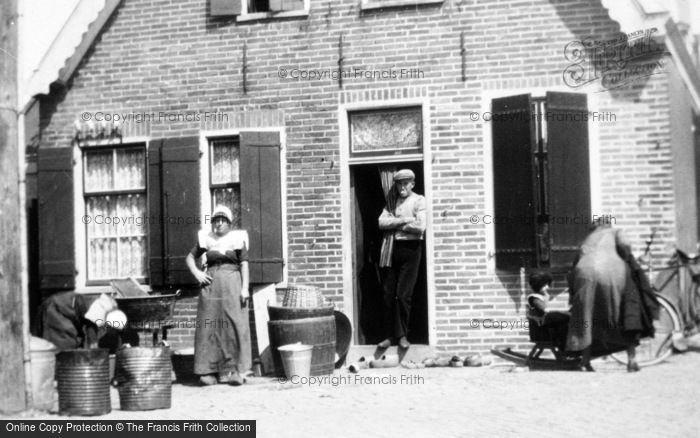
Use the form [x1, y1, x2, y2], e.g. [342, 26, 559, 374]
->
[5, 352, 700, 438]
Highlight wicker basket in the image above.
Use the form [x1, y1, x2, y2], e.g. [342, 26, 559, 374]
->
[281, 284, 326, 308]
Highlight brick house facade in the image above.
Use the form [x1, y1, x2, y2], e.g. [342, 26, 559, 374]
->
[27, 0, 700, 359]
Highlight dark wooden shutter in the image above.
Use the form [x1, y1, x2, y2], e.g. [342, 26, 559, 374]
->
[210, 0, 242, 16]
[491, 94, 537, 269]
[38, 147, 75, 289]
[240, 132, 284, 284]
[148, 137, 201, 288]
[546, 92, 591, 267]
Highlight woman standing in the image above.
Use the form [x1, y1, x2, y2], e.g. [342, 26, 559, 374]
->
[186, 205, 251, 385]
[566, 222, 656, 372]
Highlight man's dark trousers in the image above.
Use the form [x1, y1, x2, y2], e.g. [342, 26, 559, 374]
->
[382, 240, 422, 339]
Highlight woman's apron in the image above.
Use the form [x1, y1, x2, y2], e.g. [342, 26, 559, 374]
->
[194, 264, 251, 375]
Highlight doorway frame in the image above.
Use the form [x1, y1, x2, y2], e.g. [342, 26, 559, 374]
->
[338, 97, 435, 346]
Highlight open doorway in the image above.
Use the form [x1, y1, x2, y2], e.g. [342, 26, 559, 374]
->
[350, 162, 428, 345]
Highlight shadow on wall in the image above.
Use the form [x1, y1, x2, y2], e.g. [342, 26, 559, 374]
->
[495, 271, 524, 313]
[549, 0, 667, 101]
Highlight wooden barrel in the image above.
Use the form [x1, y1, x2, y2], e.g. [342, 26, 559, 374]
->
[268, 316, 336, 377]
[116, 346, 172, 411]
[55, 349, 111, 416]
[267, 304, 335, 321]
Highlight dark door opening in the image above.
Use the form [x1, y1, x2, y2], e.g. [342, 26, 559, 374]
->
[350, 162, 428, 345]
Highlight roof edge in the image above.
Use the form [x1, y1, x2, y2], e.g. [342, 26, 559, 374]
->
[55, 0, 122, 87]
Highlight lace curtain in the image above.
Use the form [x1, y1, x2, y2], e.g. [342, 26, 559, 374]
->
[84, 147, 147, 280]
[211, 140, 241, 228]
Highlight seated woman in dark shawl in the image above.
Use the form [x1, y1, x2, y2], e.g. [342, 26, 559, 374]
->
[34, 292, 127, 350]
[566, 222, 658, 372]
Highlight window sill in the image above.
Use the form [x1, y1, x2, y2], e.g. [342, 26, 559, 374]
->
[493, 265, 572, 276]
[360, 0, 443, 11]
[75, 284, 152, 295]
[236, 9, 309, 22]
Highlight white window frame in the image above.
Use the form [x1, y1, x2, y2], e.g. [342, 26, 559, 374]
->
[73, 136, 151, 293]
[237, 0, 310, 22]
[198, 128, 289, 287]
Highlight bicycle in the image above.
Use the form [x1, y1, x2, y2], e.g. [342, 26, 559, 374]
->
[609, 229, 700, 367]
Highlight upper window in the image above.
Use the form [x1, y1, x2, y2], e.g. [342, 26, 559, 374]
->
[209, 137, 242, 228]
[82, 145, 147, 282]
[491, 92, 591, 270]
[360, 0, 444, 11]
[249, 0, 304, 13]
[210, 0, 308, 18]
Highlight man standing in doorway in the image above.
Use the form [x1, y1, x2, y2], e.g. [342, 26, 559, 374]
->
[377, 169, 426, 349]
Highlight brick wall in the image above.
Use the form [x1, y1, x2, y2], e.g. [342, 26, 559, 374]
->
[38, 0, 678, 355]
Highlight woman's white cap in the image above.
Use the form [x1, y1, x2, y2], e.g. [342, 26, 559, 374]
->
[212, 205, 233, 223]
[84, 293, 117, 326]
[105, 310, 127, 330]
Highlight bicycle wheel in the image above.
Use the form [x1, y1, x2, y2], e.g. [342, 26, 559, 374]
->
[610, 295, 681, 367]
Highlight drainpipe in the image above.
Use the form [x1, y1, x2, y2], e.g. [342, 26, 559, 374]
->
[18, 104, 33, 410]
[17, 1, 33, 408]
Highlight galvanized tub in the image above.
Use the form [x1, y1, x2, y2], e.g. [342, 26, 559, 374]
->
[55, 349, 111, 416]
[115, 346, 172, 411]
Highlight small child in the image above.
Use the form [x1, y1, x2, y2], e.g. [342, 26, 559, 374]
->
[526, 271, 552, 324]
[527, 270, 569, 351]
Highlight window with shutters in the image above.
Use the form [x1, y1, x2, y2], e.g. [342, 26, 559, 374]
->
[82, 145, 147, 282]
[196, 132, 285, 285]
[491, 92, 591, 271]
[209, 137, 242, 228]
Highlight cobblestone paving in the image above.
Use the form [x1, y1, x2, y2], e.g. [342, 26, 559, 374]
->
[7, 352, 700, 437]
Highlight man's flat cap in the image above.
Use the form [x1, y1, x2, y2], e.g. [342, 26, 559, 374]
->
[393, 169, 415, 181]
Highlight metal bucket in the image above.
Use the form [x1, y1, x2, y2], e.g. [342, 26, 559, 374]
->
[171, 348, 196, 383]
[55, 349, 111, 416]
[30, 337, 57, 412]
[116, 346, 172, 411]
[278, 344, 313, 379]
[268, 316, 336, 377]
